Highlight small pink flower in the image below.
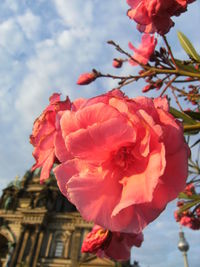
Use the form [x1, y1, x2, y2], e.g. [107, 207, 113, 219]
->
[177, 210, 200, 230]
[174, 210, 180, 221]
[81, 225, 143, 261]
[196, 208, 200, 217]
[54, 89, 189, 234]
[30, 93, 71, 183]
[127, 0, 196, 34]
[177, 201, 184, 208]
[184, 183, 195, 196]
[129, 34, 157, 65]
[81, 225, 111, 254]
[77, 72, 97, 85]
[180, 215, 193, 228]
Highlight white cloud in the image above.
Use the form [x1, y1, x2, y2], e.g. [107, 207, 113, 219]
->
[0, 19, 25, 54]
[14, 2, 131, 126]
[52, 0, 94, 28]
[4, 0, 19, 12]
[17, 10, 41, 40]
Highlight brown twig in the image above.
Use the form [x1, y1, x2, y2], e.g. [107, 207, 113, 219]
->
[171, 86, 184, 111]
[160, 75, 178, 96]
[162, 35, 178, 71]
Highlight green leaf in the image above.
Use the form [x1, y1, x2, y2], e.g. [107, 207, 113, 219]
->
[174, 59, 200, 75]
[177, 31, 200, 62]
[178, 192, 190, 199]
[178, 192, 200, 200]
[184, 111, 200, 121]
[179, 199, 200, 213]
[170, 107, 197, 125]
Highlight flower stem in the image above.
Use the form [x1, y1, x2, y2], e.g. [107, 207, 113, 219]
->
[184, 123, 200, 132]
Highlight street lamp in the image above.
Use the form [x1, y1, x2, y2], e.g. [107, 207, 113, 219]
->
[178, 228, 189, 267]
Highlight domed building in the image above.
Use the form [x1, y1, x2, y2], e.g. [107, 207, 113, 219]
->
[0, 169, 130, 267]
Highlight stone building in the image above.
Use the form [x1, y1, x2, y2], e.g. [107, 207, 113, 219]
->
[0, 169, 128, 267]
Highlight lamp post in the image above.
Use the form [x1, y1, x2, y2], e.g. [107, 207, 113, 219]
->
[178, 229, 189, 267]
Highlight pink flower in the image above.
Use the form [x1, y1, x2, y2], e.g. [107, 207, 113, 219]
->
[30, 93, 71, 183]
[77, 72, 97, 85]
[81, 225, 111, 254]
[184, 183, 195, 196]
[54, 89, 189, 234]
[129, 34, 157, 65]
[81, 225, 143, 261]
[180, 215, 200, 230]
[127, 0, 195, 34]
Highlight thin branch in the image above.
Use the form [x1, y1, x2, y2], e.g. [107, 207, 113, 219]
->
[160, 75, 177, 96]
[162, 35, 178, 70]
[171, 86, 184, 111]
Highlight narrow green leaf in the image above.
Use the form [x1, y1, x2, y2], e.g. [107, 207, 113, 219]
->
[174, 59, 200, 75]
[170, 107, 197, 125]
[178, 192, 200, 200]
[178, 192, 190, 199]
[177, 31, 200, 62]
[179, 199, 200, 213]
[184, 111, 200, 121]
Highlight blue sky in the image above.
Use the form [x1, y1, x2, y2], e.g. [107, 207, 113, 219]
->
[0, 0, 200, 266]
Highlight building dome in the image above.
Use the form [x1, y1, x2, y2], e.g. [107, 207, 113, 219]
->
[0, 168, 120, 267]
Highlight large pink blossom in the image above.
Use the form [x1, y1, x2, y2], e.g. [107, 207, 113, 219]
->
[30, 93, 71, 183]
[54, 89, 189, 234]
[127, 0, 196, 34]
[81, 225, 143, 261]
[129, 34, 157, 65]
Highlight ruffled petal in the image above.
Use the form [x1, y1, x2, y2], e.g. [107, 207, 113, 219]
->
[66, 117, 135, 162]
[54, 131, 72, 162]
[112, 142, 165, 215]
[102, 231, 143, 260]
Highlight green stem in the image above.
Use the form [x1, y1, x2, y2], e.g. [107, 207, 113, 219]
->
[145, 66, 200, 78]
[184, 123, 200, 132]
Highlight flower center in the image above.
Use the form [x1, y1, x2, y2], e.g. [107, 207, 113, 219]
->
[112, 145, 134, 170]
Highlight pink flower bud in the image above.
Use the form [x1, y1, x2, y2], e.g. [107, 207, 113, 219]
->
[142, 84, 154, 93]
[77, 72, 97, 85]
[177, 201, 184, 207]
[112, 58, 123, 68]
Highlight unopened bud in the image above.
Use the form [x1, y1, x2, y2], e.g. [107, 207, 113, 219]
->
[142, 84, 154, 93]
[155, 79, 163, 89]
[77, 72, 97, 85]
[177, 201, 184, 207]
[112, 58, 123, 68]
[138, 70, 145, 75]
